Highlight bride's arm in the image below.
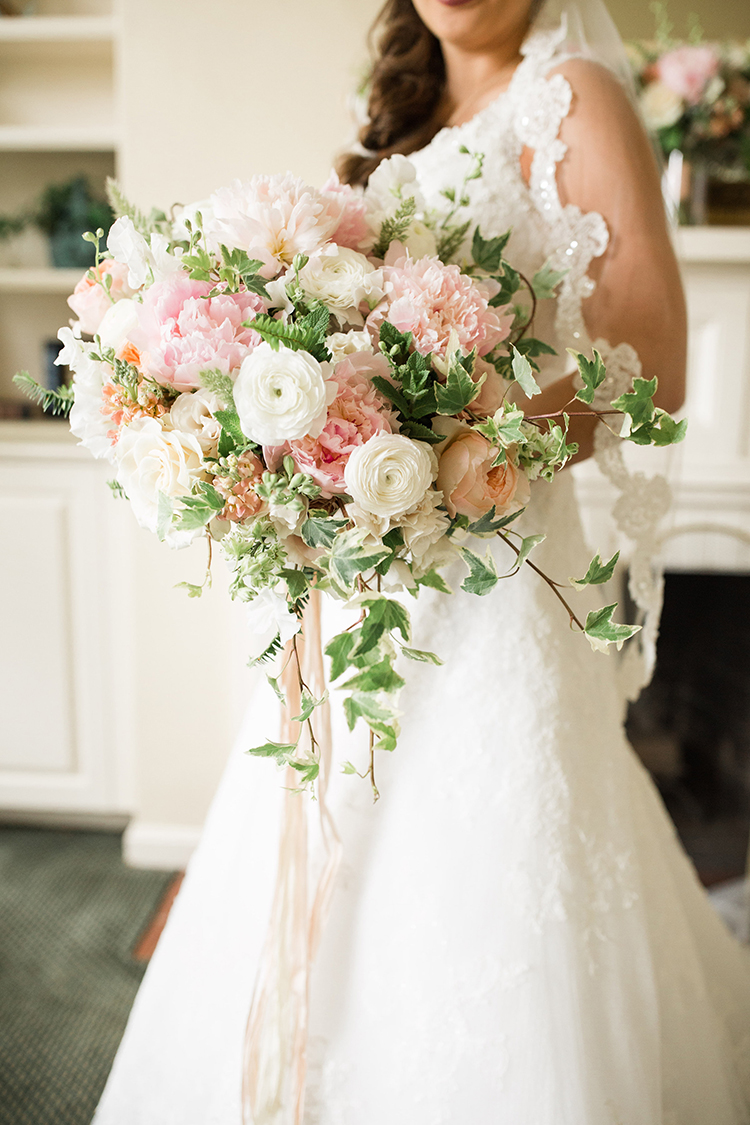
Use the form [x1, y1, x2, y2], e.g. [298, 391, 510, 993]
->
[521, 58, 687, 464]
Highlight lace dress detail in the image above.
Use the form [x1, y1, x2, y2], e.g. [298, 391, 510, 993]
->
[91, 19, 750, 1125]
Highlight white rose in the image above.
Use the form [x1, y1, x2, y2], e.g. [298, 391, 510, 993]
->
[98, 297, 140, 353]
[326, 329, 373, 362]
[639, 81, 684, 131]
[234, 342, 334, 445]
[299, 245, 383, 325]
[115, 417, 206, 548]
[69, 350, 115, 462]
[107, 217, 151, 289]
[169, 388, 223, 453]
[399, 488, 451, 560]
[344, 433, 436, 519]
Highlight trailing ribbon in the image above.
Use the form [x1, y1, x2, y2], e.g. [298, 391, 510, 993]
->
[242, 591, 342, 1125]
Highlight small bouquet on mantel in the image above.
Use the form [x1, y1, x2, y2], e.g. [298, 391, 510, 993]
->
[15, 154, 685, 797]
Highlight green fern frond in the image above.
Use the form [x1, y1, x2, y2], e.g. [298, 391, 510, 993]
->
[13, 372, 74, 418]
[105, 177, 168, 237]
[247, 631, 283, 668]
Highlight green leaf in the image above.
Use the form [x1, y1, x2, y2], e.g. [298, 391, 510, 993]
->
[329, 529, 391, 588]
[434, 350, 480, 415]
[325, 631, 356, 681]
[460, 547, 499, 596]
[174, 581, 204, 598]
[370, 374, 412, 418]
[416, 568, 452, 594]
[571, 550, 620, 590]
[584, 603, 641, 653]
[401, 645, 443, 665]
[342, 761, 358, 775]
[360, 596, 411, 642]
[399, 419, 443, 444]
[156, 491, 173, 541]
[247, 632, 283, 667]
[515, 533, 546, 570]
[471, 227, 511, 273]
[611, 376, 658, 427]
[292, 688, 327, 723]
[300, 514, 349, 550]
[343, 691, 397, 732]
[492, 261, 521, 304]
[266, 673, 287, 705]
[531, 260, 568, 300]
[215, 407, 246, 447]
[650, 410, 687, 446]
[251, 313, 331, 364]
[511, 346, 541, 398]
[13, 372, 74, 418]
[569, 349, 607, 407]
[289, 760, 320, 785]
[247, 740, 298, 758]
[372, 195, 418, 259]
[199, 368, 236, 409]
[341, 659, 405, 694]
[278, 567, 308, 601]
[468, 505, 525, 536]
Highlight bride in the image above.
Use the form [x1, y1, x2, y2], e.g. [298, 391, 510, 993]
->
[93, 1, 750, 1123]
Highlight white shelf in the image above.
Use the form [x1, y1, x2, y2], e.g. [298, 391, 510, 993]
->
[677, 226, 750, 264]
[0, 16, 115, 42]
[0, 124, 117, 151]
[0, 268, 82, 293]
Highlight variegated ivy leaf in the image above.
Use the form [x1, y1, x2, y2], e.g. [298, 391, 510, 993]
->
[468, 505, 526, 536]
[434, 349, 479, 415]
[531, 260, 568, 300]
[325, 631, 356, 681]
[471, 227, 511, 273]
[611, 376, 657, 428]
[156, 491, 173, 541]
[416, 569, 452, 595]
[583, 603, 641, 653]
[511, 346, 541, 398]
[328, 529, 391, 589]
[514, 533, 546, 570]
[341, 659, 405, 695]
[300, 514, 349, 550]
[343, 691, 398, 732]
[570, 550, 620, 590]
[342, 761, 358, 775]
[569, 349, 607, 406]
[247, 740, 298, 758]
[460, 547, 499, 596]
[400, 646, 443, 665]
[292, 688, 328, 723]
[289, 760, 320, 786]
[266, 673, 287, 705]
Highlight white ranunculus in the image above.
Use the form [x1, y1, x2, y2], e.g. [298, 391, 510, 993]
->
[299, 245, 383, 325]
[639, 81, 684, 131]
[246, 585, 301, 645]
[69, 351, 116, 462]
[234, 342, 334, 445]
[97, 297, 140, 354]
[399, 488, 451, 560]
[115, 417, 206, 548]
[326, 329, 373, 362]
[169, 388, 223, 453]
[107, 217, 151, 289]
[344, 433, 436, 519]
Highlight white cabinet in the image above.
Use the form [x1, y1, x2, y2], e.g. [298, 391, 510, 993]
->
[0, 423, 132, 816]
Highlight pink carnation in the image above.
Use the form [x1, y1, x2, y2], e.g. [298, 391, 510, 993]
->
[67, 259, 136, 336]
[368, 254, 512, 361]
[657, 45, 719, 105]
[321, 171, 373, 253]
[133, 273, 265, 392]
[267, 351, 397, 497]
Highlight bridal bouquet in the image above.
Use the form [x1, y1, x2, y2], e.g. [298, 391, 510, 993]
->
[16, 154, 685, 795]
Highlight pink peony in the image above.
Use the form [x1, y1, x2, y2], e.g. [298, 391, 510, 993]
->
[267, 351, 397, 497]
[435, 421, 529, 520]
[321, 171, 373, 253]
[67, 259, 137, 336]
[133, 273, 265, 392]
[368, 254, 512, 361]
[657, 45, 719, 106]
[209, 173, 345, 278]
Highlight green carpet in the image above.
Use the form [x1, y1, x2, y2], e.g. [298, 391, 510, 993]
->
[0, 827, 175, 1125]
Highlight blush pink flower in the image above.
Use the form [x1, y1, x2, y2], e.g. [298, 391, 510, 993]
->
[133, 273, 265, 392]
[213, 450, 266, 523]
[368, 254, 512, 362]
[321, 171, 373, 253]
[209, 173, 345, 278]
[435, 420, 529, 520]
[266, 351, 397, 497]
[657, 45, 719, 105]
[67, 259, 137, 336]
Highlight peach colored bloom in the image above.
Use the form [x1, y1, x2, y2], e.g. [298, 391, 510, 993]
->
[133, 273, 264, 392]
[368, 253, 511, 361]
[657, 45, 719, 106]
[67, 259, 137, 336]
[213, 450, 266, 523]
[266, 351, 397, 497]
[469, 357, 508, 417]
[436, 421, 529, 520]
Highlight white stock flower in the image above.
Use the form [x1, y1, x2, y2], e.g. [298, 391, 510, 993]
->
[172, 198, 217, 245]
[168, 388, 223, 453]
[399, 488, 450, 561]
[56, 325, 85, 371]
[97, 297, 140, 353]
[107, 217, 151, 289]
[344, 433, 435, 520]
[402, 219, 438, 258]
[246, 585, 301, 645]
[115, 417, 206, 548]
[326, 329, 373, 362]
[639, 81, 684, 130]
[298, 245, 383, 325]
[69, 350, 115, 462]
[364, 154, 425, 219]
[149, 232, 184, 281]
[234, 342, 334, 445]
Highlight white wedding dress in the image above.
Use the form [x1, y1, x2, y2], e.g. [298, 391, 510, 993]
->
[93, 18, 750, 1125]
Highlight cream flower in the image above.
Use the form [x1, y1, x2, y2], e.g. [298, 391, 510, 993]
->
[69, 350, 116, 462]
[639, 81, 684, 131]
[107, 217, 151, 289]
[245, 585, 301, 645]
[326, 329, 373, 362]
[399, 489, 451, 561]
[298, 245, 383, 325]
[344, 433, 435, 519]
[234, 342, 334, 445]
[115, 417, 206, 548]
[169, 388, 224, 453]
[98, 297, 140, 354]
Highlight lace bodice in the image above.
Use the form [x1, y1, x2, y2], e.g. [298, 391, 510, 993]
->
[410, 20, 667, 700]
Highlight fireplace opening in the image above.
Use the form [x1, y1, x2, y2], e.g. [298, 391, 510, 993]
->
[627, 572, 750, 889]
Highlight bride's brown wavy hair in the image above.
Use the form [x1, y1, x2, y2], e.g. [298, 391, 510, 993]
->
[336, 0, 445, 187]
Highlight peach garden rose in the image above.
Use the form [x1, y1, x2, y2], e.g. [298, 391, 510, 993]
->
[435, 419, 529, 521]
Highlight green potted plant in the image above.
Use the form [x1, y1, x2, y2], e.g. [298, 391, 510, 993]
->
[0, 176, 115, 268]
